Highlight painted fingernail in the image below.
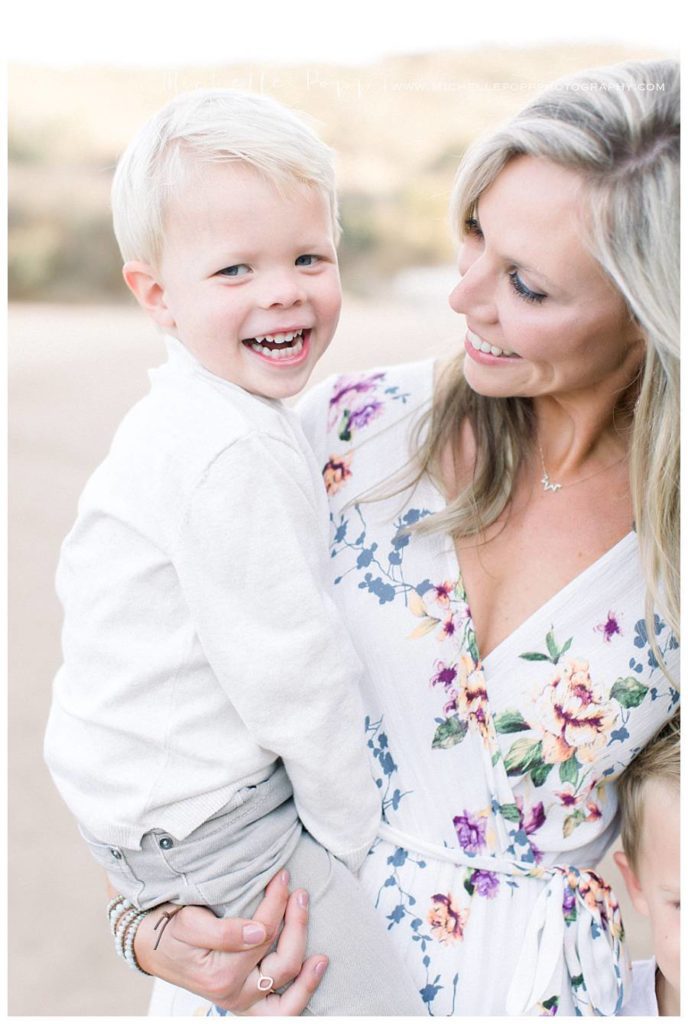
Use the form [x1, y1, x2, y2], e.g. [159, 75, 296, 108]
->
[314, 959, 328, 978]
[243, 924, 266, 944]
[280, 869, 290, 885]
[297, 890, 309, 908]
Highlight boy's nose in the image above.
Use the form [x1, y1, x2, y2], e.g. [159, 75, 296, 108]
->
[260, 270, 307, 309]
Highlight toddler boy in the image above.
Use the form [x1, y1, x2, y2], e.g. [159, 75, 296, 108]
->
[44, 89, 423, 1014]
[615, 712, 680, 1016]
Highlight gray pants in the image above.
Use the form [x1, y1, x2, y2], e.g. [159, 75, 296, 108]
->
[81, 765, 425, 1015]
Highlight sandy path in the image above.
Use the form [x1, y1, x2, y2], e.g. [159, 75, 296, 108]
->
[8, 297, 649, 1015]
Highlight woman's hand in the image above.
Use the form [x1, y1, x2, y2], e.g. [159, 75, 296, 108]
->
[133, 869, 328, 1015]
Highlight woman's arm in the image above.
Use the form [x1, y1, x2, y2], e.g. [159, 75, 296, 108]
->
[130, 870, 327, 1015]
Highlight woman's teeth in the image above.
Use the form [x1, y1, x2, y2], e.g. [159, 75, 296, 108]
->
[247, 329, 305, 359]
[466, 329, 516, 358]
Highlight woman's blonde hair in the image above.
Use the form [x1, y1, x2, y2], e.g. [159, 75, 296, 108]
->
[414, 59, 679, 654]
[111, 89, 339, 265]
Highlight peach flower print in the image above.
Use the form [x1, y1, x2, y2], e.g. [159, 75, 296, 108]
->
[533, 658, 618, 765]
[427, 892, 469, 945]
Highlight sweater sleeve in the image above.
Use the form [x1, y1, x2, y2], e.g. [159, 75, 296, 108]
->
[173, 432, 381, 870]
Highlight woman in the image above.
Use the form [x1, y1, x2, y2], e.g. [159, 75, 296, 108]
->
[131, 58, 679, 1015]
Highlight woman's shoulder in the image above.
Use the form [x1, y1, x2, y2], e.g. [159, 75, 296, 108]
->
[297, 357, 436, 460]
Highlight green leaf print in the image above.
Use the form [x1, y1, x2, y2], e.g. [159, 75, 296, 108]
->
[494, 710, 531, 734]
[546, 630, 559, 661]
[559, 755, 581, 786]
[467, 633, 480, 665]
[530, 761, 554, 787]
[498, 802, 522, 823]
[432, 715, 468, 749]
[610, 676, 649, 709]
[504, 738, 544, 777]
[521, 630, 574, 665]
[563, 808, 587, 838]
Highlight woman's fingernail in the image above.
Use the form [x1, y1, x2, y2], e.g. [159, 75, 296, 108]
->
[243, 924, 266, 944]
[280, 869, 290, 885]
[314, 959, 328, 978]
[297, 890, 309, 908]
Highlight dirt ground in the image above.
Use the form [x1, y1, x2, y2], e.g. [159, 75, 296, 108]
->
[8, 295, 650, 1016]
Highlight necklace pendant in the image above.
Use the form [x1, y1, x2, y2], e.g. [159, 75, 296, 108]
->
[541, 473, 562, 493]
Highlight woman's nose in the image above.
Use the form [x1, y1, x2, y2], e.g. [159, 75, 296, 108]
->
[448, 252, 497, 322]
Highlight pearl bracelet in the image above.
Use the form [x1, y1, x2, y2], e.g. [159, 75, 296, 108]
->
[107, 896, 152, 976]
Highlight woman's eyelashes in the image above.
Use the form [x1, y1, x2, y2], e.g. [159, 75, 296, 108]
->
[464, 217, 547, 305]
[508, 270, 547, 304]
[464, 217, 484, 239]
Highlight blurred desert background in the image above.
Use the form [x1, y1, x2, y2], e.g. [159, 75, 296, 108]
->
[9, 43, 671, 1015]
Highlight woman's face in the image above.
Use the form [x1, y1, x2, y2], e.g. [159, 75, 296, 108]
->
[448, 155, 644, 402]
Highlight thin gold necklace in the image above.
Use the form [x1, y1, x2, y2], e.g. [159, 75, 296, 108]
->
[537, 444, 627, 494]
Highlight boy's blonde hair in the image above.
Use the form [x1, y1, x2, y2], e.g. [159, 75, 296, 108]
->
[111, 89, 340, 265]
[617, 711, 680, 870]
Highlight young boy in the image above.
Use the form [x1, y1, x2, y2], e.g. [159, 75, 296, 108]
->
[44, 90, 424, 1015]
[614, 712, 680, 1016]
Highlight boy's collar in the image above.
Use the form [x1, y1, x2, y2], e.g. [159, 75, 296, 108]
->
[162, 334, 282, 407]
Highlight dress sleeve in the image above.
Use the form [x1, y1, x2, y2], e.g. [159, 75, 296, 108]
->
[295, 374, 337, 465]
[173, 432, 380, 870]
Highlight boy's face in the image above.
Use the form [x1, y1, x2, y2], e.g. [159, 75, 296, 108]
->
[615, 780, 680, 1000]
[125, 161, 341, 400]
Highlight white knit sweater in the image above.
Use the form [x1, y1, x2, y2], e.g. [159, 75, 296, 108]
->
[44, 336, 380, 869]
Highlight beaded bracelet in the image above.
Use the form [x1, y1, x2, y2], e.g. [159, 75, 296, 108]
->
[107, 895, 152, 976]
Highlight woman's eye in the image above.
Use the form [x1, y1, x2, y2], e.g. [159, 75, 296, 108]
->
[295, 254, 321, 267]
[218, 264, 251, 278]
[464, 217, 484, 240]
[508, 269, 547, 305]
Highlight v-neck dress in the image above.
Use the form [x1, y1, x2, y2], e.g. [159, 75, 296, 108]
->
[148, 358, 678, 1018]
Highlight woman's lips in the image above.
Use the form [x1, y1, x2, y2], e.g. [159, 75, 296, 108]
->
[464, 329, 518, 366]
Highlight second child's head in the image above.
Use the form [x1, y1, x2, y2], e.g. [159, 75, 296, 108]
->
[112, 90, 342, 399]
[614, 712, 680, 1013]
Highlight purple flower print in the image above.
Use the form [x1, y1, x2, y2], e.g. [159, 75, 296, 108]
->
[346, 400, 384, 433]
[329, 373, 385, 412]
[453, 810, 487, 854]
[523, 801, 545, 835]
[470, 869, 499, 898]
[594, 611, 622, 643]
[430, 661, 457, 690]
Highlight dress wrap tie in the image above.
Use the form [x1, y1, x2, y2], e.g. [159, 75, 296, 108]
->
[377, 822, 629, 1016]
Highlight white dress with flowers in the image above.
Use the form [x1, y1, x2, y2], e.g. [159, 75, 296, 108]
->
[148, 359, 678, 1018]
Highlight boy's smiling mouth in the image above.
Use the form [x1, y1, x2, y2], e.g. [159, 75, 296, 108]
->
[242, 327, 310, 362]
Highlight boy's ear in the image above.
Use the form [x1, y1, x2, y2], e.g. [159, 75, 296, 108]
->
[613, 850, 650, 917]
[122, 261, 176, 330]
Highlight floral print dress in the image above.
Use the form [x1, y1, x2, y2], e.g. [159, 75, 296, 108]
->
[149, 359, 678, 1018]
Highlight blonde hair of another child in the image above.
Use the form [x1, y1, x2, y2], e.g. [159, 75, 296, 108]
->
[617, 711, 680, 870]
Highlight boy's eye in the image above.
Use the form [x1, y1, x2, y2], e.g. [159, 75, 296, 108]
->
[217, 264, 251, 278]
[295, 254, 320, 267]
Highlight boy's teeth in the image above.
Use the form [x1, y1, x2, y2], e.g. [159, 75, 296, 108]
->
[254, 329, 303, 345]
[250, 337, 304, 359]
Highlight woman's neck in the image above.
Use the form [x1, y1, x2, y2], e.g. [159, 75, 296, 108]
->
[532, 391, 633, 480]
